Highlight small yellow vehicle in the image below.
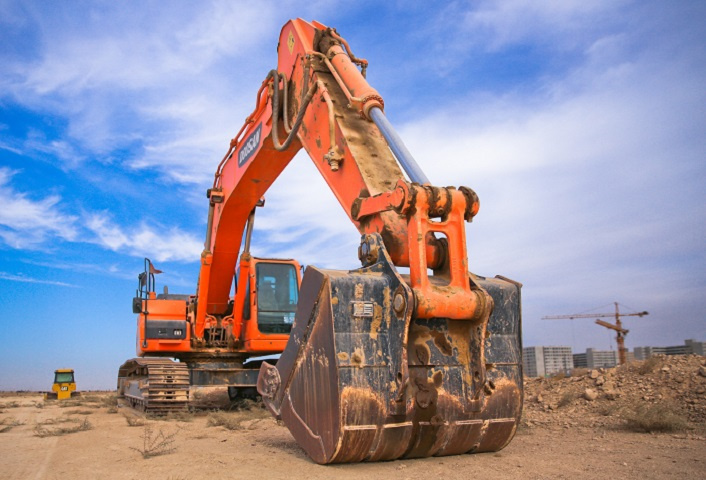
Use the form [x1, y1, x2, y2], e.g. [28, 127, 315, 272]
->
[44, 369, 78, 400]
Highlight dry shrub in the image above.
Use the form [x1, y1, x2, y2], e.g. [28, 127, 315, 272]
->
[571, 368, 588, 377]
[106, 406, 118, 414]
[153, 410, 195, 423]
[207, 412, 243, 431]
[34, 417, 93, 437]
[558, 392, 575, 408]
[0, 401, 20, 409]
[124, 415, 146, 427]
[622, 402, 689, 433]
[550, 371, 567, 381]
[131, 424, 179, 458]
[0, 417, 25, 433]
[638, 356, 661, 375]
[67, 409, 95, 415]
[101, 394, 119, 408]
[599, 403, 624, 417]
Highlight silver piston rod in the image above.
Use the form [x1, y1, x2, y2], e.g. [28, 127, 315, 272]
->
[369, 106, 430, 185]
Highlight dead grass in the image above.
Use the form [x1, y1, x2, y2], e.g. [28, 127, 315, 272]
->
[131, 424, 179, 458]
[0, 417, 25, 433]
[100, 394, 119, 409]
[621, 402, 689, 433]
[37, 416, 82, 425]
[0, 401, 20, 409]
[638, 356, 661, 375]
[66, 409, 95, 415]
[207, 412, 243, 430]
[34, 417, 93, 437]
[152, 410, 195, 423]
[557, 392, 575, 408]
[124, 414, 147, 427]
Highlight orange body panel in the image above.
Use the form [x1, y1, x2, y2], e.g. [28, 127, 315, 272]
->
[137, 296, 190, 356]
[137, 257, 301, 356]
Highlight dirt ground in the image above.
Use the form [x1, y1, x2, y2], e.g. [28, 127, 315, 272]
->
[1, 356, 705, 480]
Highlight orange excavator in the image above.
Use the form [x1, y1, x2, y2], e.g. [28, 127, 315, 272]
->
[118, 19, 523, 464]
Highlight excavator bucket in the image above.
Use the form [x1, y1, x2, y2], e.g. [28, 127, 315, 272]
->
[258, 234, 522, 464]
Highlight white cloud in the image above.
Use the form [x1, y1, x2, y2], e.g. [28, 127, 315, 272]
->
[86, 213, 202, 262]
[0, 167, 78, 248]
[0, 167, 203, 263]
[460, 0, 624, 50]
[0, 271, 76, 287]
[17, 2, 275, 96]
[391, 6, 705, 349]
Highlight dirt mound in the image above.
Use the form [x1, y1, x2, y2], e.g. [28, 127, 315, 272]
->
[522, 354, 706, 433]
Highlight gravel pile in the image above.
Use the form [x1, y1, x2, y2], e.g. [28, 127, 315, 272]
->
[522, 354, 706, 432]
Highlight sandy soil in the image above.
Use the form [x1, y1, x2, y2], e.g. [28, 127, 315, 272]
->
[0, 386, 704, 480]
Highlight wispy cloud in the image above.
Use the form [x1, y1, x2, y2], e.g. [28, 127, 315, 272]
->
[85, 213, 202, 262]
[0, 271, 77, 287]
[0, 167, 78, 248]
[459, 0, 625, 50]
[0, 168, 203, 263]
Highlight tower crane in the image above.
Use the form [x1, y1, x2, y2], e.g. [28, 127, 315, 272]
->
[542, 302, 648, 365]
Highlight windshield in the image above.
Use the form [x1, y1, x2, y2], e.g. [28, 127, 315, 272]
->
[256, 263, 298, 334]
[54, 372, 74, 383]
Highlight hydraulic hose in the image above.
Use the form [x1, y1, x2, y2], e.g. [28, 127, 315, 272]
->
[269, 70, 318, 152]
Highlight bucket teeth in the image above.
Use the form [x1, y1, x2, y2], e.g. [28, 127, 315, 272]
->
[258, 233, 523, 464]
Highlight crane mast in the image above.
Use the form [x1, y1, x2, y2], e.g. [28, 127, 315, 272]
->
[543, 302, 649, 365]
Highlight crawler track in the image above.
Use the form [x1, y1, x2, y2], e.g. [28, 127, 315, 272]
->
[117, 358, 190, 415]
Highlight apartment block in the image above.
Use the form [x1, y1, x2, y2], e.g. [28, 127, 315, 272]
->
[634, 339, 705, 360]
[523, 346, 573, 377]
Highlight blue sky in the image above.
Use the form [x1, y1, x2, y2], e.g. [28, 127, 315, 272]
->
[1, 1, 704, 389]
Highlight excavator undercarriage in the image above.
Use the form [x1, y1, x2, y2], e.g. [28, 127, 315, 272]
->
[117, 358, 190, 415]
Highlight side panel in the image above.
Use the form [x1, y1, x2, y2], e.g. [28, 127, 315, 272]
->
[136, 298, 190, 356]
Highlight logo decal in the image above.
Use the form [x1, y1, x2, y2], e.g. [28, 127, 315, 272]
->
[287, 31, 295, 54]
[238, 123, 262, 167]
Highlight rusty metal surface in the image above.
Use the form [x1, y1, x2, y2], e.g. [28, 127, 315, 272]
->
[258, 234, 522, 464]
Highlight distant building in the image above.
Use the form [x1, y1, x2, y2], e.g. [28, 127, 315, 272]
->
[633, 346, 657, 360]
[572, 349, 619, 369]
[633, 339, 705, 360]
[523, 346, 573, 377]
[573, 353, 587, 369]
[686, 339, 706, 356]
[586, 348, 619, 368]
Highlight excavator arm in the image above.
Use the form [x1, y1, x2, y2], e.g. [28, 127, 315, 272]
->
[195, 19, 483, 337]
[192, 19, 523, 464]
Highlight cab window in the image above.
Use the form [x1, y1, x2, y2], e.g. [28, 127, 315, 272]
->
[54, 372, 74, 383]
[256, 263, 298, 334]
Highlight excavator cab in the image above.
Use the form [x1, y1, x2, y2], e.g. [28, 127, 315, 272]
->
[234, 253, 302, 352]
[253, 261, 299, 334]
